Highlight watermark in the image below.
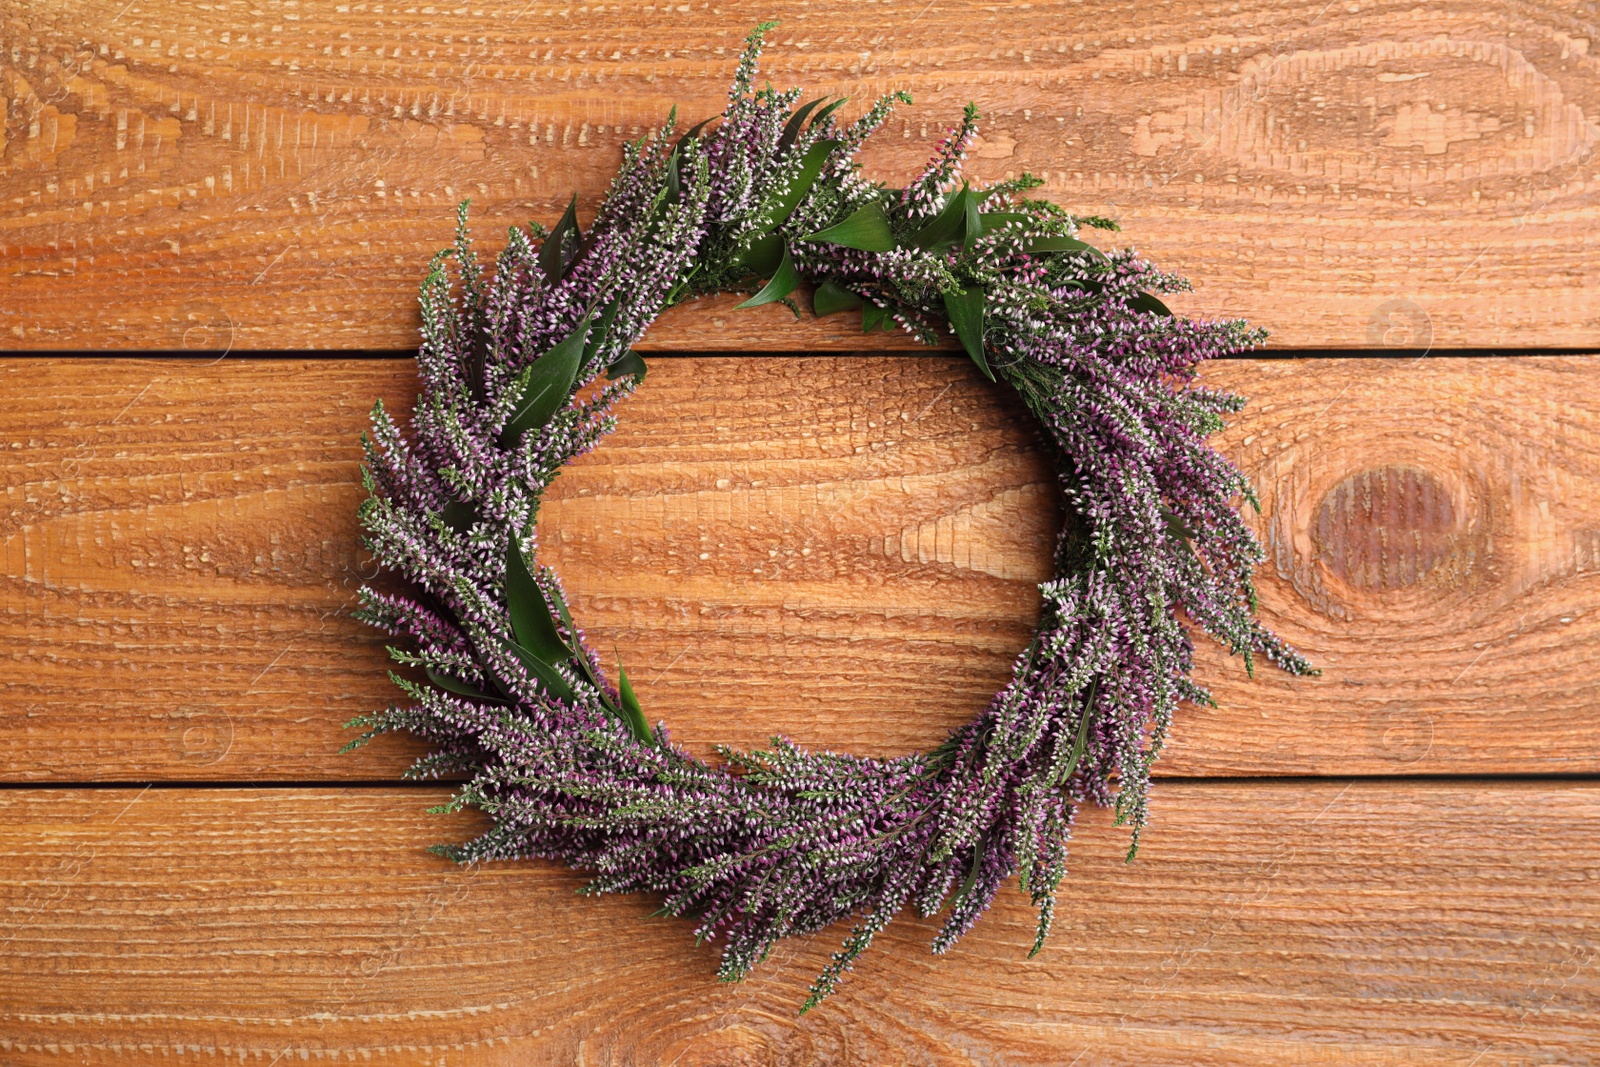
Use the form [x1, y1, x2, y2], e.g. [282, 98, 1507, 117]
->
[177, 300, 236, 357]
[1372, 706, 1434, 766]
[1366, 298, 1433, 351]
[162, 704, 235, 766]
[1065, 782, 1355, 1066]
[264, 858, 482, 1065]
[0, 787, 149, 950]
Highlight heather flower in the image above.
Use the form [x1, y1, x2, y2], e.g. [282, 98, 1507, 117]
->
[349, 23, 1312, 1012]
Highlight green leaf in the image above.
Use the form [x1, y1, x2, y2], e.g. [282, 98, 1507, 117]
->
[756, 138, 839, 233]
[606, 350, 648, 382]
[664, 263, 701, 307]
[1051, 678, 1099, 787]
[545, 581, 578, 643]
[978, 211, 1031, 229]
[675, 117, 713, 157]
[440, 498, 478, 534]
[809, 97, 849, 130]
[540, 194, 581, 286]
[585, 300, 622, 366]
[734, 244, 801, 309]
[425, 666, 504, 704]
[861, 300, 892, 333]
[662, 146, 681, 205]
[1129, 291, 1172, 316]
[779, 96, 828, 152]
[805, 201, 895, 252]
[942, 286, 992, 381]
[464, 332, 489, 403]
[502, 314, 592, 443]
[505, 538, 570, 664]
[538, 582, 613, 703]
[907, 185, 973, 250]
[1161, 504, 1198, 563]
[963, 192, 983, 242]
[616, 654, 654, 746]
[497, 635, 577, 702]
[1161, 504, 1197, 544]
[812, 279, 863, 318]
[955, 836, 986, 906]
[1025, 234, 1107, 262]
[733, 233, 784, 277]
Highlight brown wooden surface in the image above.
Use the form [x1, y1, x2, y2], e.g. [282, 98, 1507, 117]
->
[1, 781, 1596, 1066]
[5, 2, 1599, 1062]
[4, 0, 1600, 350]
[7, 355, 1600, 781]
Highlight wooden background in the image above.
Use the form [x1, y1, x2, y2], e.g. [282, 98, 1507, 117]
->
[3, 1, 1599, 1064]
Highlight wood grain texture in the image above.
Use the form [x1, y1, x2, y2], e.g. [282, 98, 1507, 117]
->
[1, 782, 1596, 1066]
[3, 0, 1599, 350]
[5, 355, 1600, 781]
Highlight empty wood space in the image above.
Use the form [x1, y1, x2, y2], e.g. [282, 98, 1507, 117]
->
[2, 2, 1597, 1064]
[3, 1, 1598, 350]
[3, 783, 1597, 1066]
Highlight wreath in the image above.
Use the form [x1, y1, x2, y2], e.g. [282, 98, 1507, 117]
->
[348, 23, 1313, 1011]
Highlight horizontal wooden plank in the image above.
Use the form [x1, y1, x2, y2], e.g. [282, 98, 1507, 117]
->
[3, 355, 1599, 781]
[1, 781, 1595, 1065]
[3, 2, 1598, 350]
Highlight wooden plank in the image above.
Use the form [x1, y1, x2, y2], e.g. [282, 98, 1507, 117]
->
[1, 781, 1594, 1064]
[3, 2, 1598, 351]
[4, 355, 1600, 781]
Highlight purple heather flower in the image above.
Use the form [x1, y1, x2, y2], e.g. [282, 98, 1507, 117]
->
[349, 22, 1312, 1013]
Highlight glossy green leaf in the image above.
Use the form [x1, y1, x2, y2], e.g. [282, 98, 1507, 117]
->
[664, 263, 701, 307]
[907, 185, 972, 250]
[440, 498, 478, 534]
[1051, 678, 1099, 788]
[978, 211, 1031, 229]
[465, 333, 489, 403]
[779, 96, 828, 152]
[963, 192, 983, 242]
[545, 581, 578, 642]
[606, 350, 648, 382]
[505, 538, 570, 664]
[539, 582, 611, 701]
[756, 139, 839, 233]
[502, 314, 592, 443]
[811, 279, 863, 318]
[1025, 234, 1107, 262]
[425, 666, 504, 704]
[943, 285, 992, 381]
[805, 201, 895, 252]
[734, 244, 801, 309]
[955, 836, 986, 906]
[674, 117, 713, 157]
[861, 300, 891, 333]
[662, 146, 681, 205]
[585, 300, 622, 366]
[734, 233, 784, 277]
[497, 635, 577, 702]
[809, 97, 849, 130]
[1129, 291, 1173, 317]
[540, 194, 581, 286]
[1161, 504, 1199, 565]
[1161, 504, 1197, 544]
[616, 654, 654, 746]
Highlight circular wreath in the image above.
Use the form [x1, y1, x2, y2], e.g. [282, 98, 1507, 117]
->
[349, 24, 1313, 1011]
